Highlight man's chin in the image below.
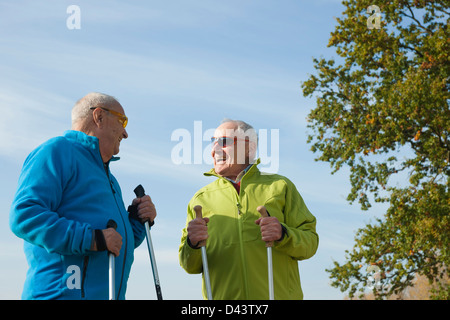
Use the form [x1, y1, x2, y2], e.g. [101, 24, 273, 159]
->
[214, 163, 229, 175]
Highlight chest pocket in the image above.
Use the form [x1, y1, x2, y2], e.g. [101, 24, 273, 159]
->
[204, 207, 241, 246]
[205, 208, 264, 246]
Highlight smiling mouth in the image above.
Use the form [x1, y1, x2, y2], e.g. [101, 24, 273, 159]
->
[215, 157, 227, 163]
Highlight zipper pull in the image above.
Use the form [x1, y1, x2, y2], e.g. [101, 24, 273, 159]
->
[237, 202, 242, 215]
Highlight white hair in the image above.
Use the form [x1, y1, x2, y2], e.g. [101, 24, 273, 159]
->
[221, 118, 258, 145]
[71, 92, 119, 127]
[221, 118, 258, 161]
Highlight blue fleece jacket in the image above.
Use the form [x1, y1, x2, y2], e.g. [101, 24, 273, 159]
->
[10, 130, 146, 300]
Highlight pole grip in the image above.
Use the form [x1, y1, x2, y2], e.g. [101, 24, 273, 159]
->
[107, 219, 117, 230]
[134, 184, 145, 198]
[193, 205, 206, 247]
[194, 205, 212, 299]
[133, 184, 154, 226]
[106, 219, 118, 255]
[257, 206, 273, 248]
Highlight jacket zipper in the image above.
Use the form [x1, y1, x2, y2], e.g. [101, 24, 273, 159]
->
[81, 256, 89, 298]
[234, 189, 250, 299]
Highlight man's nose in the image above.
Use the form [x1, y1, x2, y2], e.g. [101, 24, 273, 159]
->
[123, 128, 128, 139]
[212, 142, 224, 153]
[213, 144, 227, 158]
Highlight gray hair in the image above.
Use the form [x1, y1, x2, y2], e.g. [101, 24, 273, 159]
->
[221, 118, 258, 144]
[71, 92, 119, 127]
[221, 118, 258, 161]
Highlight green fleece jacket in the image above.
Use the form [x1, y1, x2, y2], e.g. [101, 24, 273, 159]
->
[179, 160, 319, 300]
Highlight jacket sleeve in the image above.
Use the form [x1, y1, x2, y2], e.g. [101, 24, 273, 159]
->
[128, 215, 146, 249]
[270, 179, 319, 261]
[178, 201, 203, 274]
[111, 176, 146, 249]
[9, 141, 93, 256]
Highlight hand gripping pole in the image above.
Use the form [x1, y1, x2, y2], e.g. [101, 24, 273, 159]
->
[107, 219, 118, 300]
[257, 206, 274, 300]
[193, 205, 212, 300]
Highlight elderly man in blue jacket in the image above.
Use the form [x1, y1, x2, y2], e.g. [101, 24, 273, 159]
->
[10, 92, 156, 300]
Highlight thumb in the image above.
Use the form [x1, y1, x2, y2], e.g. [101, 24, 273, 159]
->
[255, 217, 262, 225]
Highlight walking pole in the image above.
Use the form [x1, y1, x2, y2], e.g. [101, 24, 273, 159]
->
[107, 219, 118, 300]
[193, 205, 213, 300]
[257, 206, 274, 300]
[134, 185, 163, 300]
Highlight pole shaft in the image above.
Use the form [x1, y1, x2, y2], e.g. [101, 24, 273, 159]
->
[109, 254, 115, 300]
[145, 221, 163, 300]
[267, 247, 274, 300]
[201, 247, 213, 300]
[106, 219, 117, 300]
[194, 205, 212, 300]
[257, 206, 275, 300]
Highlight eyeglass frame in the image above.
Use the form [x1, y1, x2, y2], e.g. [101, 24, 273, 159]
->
[90, 106, 128, 128]
[211, 136, 250, 148]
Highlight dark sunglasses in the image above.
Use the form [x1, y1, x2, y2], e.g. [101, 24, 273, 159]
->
[211, 136, 249, 147]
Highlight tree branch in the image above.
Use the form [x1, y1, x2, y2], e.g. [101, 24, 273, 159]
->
[401, 4, 433, 35]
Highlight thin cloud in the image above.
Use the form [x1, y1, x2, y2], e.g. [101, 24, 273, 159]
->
[0, 84, 71, 159]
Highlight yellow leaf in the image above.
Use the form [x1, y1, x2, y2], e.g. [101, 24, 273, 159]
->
[414, 130, 421, 141]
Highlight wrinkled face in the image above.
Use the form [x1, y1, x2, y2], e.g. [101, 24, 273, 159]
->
[94, 103, 128, 162]
[211, 122, 252, 179]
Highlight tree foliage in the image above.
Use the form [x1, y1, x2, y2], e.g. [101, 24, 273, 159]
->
[301, 0, 449, 299]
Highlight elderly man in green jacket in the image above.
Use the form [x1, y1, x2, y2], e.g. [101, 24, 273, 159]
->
[179, 119, 318, 300]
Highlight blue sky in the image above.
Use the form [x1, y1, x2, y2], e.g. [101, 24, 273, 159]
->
[0, 0, 390, 299]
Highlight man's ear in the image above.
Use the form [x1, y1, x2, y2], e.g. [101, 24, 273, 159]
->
[247, 140, 257, 162]
[92, 108, 105, 128]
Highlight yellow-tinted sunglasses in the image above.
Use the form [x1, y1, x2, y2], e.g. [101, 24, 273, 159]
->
[90, 107, 128, 128]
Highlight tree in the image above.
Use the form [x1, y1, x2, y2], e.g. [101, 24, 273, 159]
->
[301, 0, 449, 299]
[346, 270, 449, 300]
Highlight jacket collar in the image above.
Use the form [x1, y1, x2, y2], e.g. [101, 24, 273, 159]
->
[204, 158, 261, 181]
[63, 130, 120, 163]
